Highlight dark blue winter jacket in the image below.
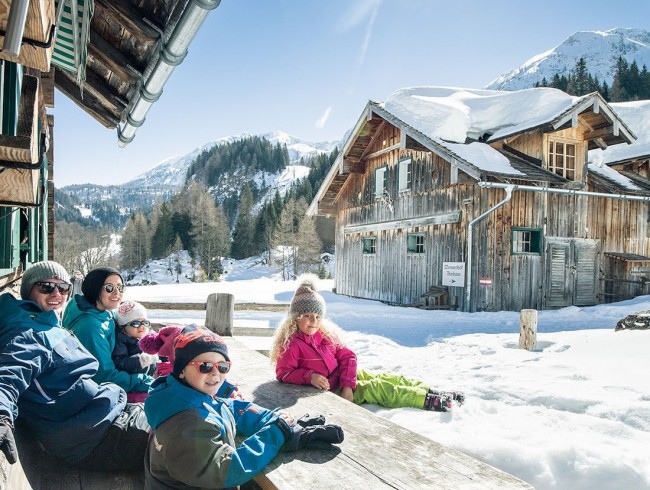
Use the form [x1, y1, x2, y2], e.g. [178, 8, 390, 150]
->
[144, 375, 287, 489]
[112, 329, 156, 376]
[63, 294, 152, 392]
[0, 293, 125, 463]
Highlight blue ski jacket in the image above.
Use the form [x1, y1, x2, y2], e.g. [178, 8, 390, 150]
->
[144, 375, 287, 489]
[0, 293, 125, 463]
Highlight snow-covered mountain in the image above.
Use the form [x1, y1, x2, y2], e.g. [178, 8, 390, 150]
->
[487, 28, 650, 91]
[122, 131, 339, 190]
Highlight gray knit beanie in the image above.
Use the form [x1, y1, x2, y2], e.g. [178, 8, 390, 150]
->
[290, 274, 326, 317]
[20, 261, 71, 299]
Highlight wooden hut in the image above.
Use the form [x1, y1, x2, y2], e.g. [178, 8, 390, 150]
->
[0, 0, 221, 289]
[308, 87, 650, 312]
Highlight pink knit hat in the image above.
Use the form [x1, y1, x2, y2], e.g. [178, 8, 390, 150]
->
[139, 325, 184, 362]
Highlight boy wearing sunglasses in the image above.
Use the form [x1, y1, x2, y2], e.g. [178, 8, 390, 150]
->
[63, 267, 153, 396]
[144, 325, 344, 489]
[112, 301, 159, 403]
[0, 261, 150, 470]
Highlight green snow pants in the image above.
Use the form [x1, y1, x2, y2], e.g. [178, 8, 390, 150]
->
[348, 369, 429, 409]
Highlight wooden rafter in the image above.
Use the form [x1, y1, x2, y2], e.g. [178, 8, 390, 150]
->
[94, 0, 162, 40]
[55, 70, 120, 127]
[88, 30, 144, 84]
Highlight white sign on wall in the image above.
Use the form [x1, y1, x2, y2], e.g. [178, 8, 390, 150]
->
[442, 262, 466, 287]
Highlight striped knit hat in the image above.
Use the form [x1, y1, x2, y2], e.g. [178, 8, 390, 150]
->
[289, 274, 326, 317]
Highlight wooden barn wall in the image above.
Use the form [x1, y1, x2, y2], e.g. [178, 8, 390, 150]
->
[333, 125, 650, 311]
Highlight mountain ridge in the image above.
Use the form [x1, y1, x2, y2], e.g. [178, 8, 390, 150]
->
[487, 27, 650, 90]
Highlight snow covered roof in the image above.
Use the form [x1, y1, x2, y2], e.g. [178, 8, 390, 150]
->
[589, 100, 650, 166]
[378, 86, 635, 178]
[308, 85, 644, 215]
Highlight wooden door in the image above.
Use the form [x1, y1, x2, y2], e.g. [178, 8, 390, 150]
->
[545, 238, 599, 308]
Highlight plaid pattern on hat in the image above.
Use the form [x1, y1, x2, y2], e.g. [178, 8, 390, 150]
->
[116, 301, 147, 326]
[20, 261, 71, 300]
[290, 274, 326, 317]
[172, 325, 230, 378]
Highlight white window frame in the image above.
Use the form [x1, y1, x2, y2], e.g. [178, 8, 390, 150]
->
[375, 166, 387, 199]
[398, 158, 412, 193]
[548, 138, 578, 181]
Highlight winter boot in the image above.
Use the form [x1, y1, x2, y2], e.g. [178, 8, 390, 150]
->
[424, 392, 452, 412]
[429, 390, 465, 407]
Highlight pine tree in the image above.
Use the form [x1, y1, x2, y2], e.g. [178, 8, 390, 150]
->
[151, 201, 174, 258]
[231, 185, 256, 259]
[610, 56, 629, 102]
[573, 57, 590, 95]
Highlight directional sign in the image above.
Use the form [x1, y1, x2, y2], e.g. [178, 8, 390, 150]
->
[442, 262, 465, 287]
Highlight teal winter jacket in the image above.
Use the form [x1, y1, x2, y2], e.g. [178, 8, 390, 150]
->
[144, 375, 287, 489]
[63, 294, 152, 393]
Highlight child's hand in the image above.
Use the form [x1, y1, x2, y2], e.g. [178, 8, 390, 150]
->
[310, 373, 330, 391]
[340, 387, 354, 402]
[229, 388, 245, 401]
[278, 412, 294, 425]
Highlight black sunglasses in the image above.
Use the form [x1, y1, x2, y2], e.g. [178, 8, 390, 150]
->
[102, 283, 126, 293]
[187, 360, 231, 374]
[35, 281, 72, 295]
[125, 320, 150, 328]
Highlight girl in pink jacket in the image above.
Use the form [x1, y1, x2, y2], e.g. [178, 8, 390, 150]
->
[270, 275, 464, 412]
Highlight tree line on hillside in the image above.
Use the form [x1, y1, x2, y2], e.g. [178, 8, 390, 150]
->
[54, 137, 337, 281]
[535, 56, 650, 101]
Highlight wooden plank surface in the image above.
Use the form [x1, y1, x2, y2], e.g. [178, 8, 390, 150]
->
[225, 338, 532, 490]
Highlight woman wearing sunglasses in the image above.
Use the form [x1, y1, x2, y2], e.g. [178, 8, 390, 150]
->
[0, 261, 149, 470]
[144, 325, 344, 488]
[63, 267, 153, 396]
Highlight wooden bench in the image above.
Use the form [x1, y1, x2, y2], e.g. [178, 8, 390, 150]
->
[0, 330, 532, 489]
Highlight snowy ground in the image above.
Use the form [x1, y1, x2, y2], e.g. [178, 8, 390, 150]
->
[123, 255, 650, 489]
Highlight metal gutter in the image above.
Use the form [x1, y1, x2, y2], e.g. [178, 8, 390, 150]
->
[117, 0, 221, 147]
[477, 181, 650, 202]
[465, 185, 513, 310]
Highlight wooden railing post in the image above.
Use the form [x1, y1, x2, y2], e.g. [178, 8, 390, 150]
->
[205, 293, 234, 336]
[519, 309, 538, 351]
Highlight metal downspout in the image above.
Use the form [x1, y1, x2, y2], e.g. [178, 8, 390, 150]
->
[465, 185, 513, 311]
[117, 0, 221, 147]
[2, 0, 30, 56]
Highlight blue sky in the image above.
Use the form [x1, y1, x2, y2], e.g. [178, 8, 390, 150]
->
[53, 0, 650, 186]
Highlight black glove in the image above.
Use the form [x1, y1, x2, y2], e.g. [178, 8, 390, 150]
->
[0, 418, 17, 465]
[273, 416, 344, 451]
[295, 414, 326, 428]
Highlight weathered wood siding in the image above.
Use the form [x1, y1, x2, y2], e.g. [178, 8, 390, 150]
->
[333, 123, 650, 311]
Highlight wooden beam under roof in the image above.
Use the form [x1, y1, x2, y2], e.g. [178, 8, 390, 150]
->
[55, 70, 120, 127]
[94, 0, 162, 41]
[88, 30, 143, 85]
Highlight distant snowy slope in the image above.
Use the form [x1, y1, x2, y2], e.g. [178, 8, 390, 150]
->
[122, 131, 339, 190]
[487, 28, 650, 91]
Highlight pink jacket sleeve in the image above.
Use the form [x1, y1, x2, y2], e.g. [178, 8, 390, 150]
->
[275, 338, 314, 386]
[333, 344, 358, 390]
